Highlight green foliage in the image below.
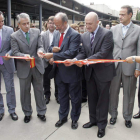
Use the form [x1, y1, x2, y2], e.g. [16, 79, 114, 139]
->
[136, 10, 140, 21]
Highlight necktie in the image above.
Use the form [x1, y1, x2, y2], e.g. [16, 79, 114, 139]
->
[58, 33, 64, 47]
[25, 32, 30, 44]
[0, 36, 3, 65]
[91, 32, 94, 48]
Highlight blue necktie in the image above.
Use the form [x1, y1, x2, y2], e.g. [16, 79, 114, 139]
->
[0, 36, 3, 65]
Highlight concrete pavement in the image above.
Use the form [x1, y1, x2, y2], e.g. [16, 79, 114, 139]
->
[0, 74, 140, 140]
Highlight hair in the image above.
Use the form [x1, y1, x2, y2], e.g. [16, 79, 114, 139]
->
[55, 12, 68, 23]
[70, 23, 79, 29]
[30, 23, 36, 27]
[121, 5, 133, 16]
[17, 13, 30, 23]
[0, 11, 5, 20]
[47, 16, 54, 22]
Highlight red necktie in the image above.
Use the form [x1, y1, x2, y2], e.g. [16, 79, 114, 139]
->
[58, 33, 64, 47]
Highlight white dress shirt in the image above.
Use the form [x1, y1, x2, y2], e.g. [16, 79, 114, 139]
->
[59, 24, 69, 39]
[122, 21, 132, 37]
[90, 25, 99, 42]
[48, 30, 54, 46]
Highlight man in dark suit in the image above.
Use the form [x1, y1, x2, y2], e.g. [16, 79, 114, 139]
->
[11, 13, 46, 123]
[43, 12, 82, 129]
[41, 16, 58, 104]
[66, 12, 115, 138]
[0, 11, 18, 121]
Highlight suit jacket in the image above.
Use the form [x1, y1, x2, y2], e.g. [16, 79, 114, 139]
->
[49, 27, 82, 83]
[76, 26, 116, 82]
[41, 30, 56, 68]
[111, 23, 140, 76]
[11, 28, 44, 79]
[0, 25, 15, 73]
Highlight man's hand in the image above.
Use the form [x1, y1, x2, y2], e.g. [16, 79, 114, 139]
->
[49, 58, 54, 65]
[43, 53, 53, 59]
[52, 47, 61, 53]
[75, 60, 84, 67]
[126, 57, 133, 64]
[25, 54, 31, 61]
[37, 50, 44, 58]
[4, 53, 11, 60]
[134, 70, 140, 78]
[64, 59, 75, 67]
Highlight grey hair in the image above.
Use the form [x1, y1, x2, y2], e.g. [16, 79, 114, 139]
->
[17, 13, 30, 23]
[55, 12, 68, 23]
[0, 11, 5, 20]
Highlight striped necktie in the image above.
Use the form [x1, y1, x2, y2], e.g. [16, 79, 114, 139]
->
[91, 32, 94, 49]
[0, 36, 3, 65]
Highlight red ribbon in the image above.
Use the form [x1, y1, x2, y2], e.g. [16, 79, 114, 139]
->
[54, 59, 126, 65]
[0, 56, 35, 68]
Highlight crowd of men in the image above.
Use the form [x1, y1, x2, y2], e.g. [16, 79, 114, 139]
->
[0, 5, 140, 138]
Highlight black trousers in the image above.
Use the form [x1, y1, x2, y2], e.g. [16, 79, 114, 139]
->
[86, 70, 111, 129]
[55, 70, 82, 121]
[138, 76, 140, 110]
[82, 66, 87, 100]
[43, 64, 58, 99]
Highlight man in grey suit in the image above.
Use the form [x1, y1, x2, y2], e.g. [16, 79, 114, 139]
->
[0, 11, 18, 121]
[41, 16, 58, 104]
[11, 13, 46, 123]
[109, 5, 140, 128]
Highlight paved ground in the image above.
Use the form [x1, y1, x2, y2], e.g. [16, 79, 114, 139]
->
[0, 73, 140, 140]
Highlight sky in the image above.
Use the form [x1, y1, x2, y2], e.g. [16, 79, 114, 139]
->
[76, 0, 140, 11]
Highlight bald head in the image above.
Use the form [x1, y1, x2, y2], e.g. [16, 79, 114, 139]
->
[85, 12, 99, 22]
[55, 12, 68, 23]
[85, 12, 99, 33]
[54, 12, 68, 33]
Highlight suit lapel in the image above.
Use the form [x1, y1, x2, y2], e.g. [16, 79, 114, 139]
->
[118, 24, 123, 38]
[45, 31, 50, 52]
[92, 27, 102, 53]
[1, 26, 7, 51]
[29, 29, 35, 48]
[85, 32, 91, 54]
[124, 23, 134, 39]
[60, 27, 71, 50]
[19, 29, 30, 47]
[56, 32, 60, 46]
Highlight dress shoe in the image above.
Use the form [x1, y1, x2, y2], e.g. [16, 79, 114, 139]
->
[37, 114, 46, 121]
[10, 112, 18, 121]
[56, 98, 60, 104]
[83, 122, 96, 128]
[97, 129, 105, 138]
[0, 113, 4, 121]
[71, 121, 78, 129]
[133, 112, 140, 119]
[55, 119, 67, 127]
[45, 98, 50, 104]
[24, 116, 31, 123]
[110, 117, 117, 125]
[81, 98, 87, 103]
[125, 120, 132, 128]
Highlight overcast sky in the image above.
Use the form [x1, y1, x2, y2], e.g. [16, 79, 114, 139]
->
[75, 0, 140, 11]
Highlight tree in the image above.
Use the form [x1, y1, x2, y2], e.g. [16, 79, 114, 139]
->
[136, 10, 140, 21]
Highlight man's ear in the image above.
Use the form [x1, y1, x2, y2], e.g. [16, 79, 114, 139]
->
[129, 13, 132, 18]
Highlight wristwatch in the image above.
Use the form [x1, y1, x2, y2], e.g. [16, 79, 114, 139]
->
[132, 56, 136, 62]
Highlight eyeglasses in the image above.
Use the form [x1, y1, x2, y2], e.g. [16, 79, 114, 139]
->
[32, 26, 35, 27]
